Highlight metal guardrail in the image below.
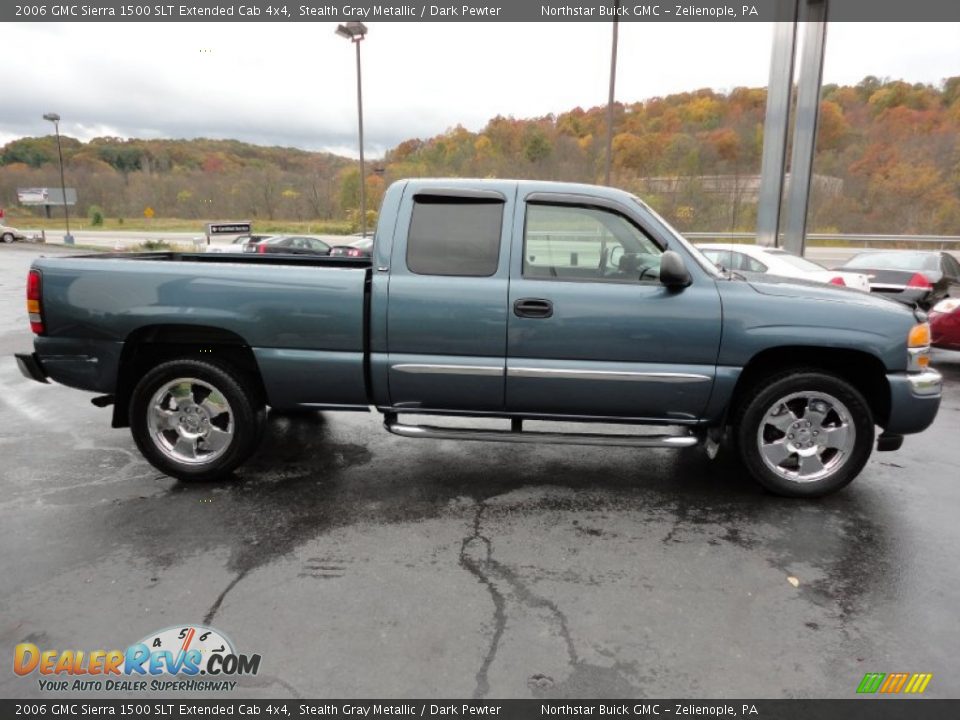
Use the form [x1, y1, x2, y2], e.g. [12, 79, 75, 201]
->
[683, 232, 960, 249]
[528, 229, 960, 249]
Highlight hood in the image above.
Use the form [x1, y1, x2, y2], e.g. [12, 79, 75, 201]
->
[745, 273, 916, 314]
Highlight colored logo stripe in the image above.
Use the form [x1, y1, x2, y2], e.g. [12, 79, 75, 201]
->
[858, 672, 932, 694]
[880, 673, 909, 693]
[857, 673, 885, 694]
[904, 673, 933, 694]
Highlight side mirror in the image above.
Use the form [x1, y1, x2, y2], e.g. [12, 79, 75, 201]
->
[659, 250, 692, 289]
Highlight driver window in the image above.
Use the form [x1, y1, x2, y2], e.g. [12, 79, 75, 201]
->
[523, 203, 663, 282]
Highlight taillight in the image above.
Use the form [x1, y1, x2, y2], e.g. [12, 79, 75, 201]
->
[257, 243, 266, 254]
[828, 276, 846, 286]
[907, 273, 932, 289]
[27, 269, 44, 334]
[347, 248, 361, 257]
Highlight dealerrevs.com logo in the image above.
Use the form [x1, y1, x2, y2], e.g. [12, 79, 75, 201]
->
[13, 625, 261, 692]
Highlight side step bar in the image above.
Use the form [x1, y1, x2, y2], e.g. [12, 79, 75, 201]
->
[383, 414, 699, 449]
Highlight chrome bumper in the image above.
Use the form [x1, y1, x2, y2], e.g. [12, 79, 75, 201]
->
[907, 369, 943, 397]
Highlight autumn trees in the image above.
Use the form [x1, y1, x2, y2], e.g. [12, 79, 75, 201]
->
[1, 76, 957, 235]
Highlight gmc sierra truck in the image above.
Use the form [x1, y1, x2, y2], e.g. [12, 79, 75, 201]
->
[15, 179, 943, 497]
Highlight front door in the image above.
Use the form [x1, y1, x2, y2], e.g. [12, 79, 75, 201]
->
[506, 196, 722, 422]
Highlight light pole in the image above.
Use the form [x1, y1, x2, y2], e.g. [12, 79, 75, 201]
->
[336, 21, 368, 238]
[42, 112, 73, 244]
[604, 0, 620, 187]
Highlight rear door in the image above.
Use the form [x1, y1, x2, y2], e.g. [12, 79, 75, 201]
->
[505, 193, 722, 421]
[385, 185, 515, 412]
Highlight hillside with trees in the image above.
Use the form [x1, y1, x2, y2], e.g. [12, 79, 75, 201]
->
[2, 75, 958, 234]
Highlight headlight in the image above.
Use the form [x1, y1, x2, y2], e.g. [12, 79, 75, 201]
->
[932, 298, 960, 314]
[907, 322, 931, 372]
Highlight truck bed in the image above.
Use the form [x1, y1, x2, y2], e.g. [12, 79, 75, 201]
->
[31, 252, 373, 409]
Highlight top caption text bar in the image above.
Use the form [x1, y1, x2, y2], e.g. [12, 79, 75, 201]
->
[6, 0, 960, 22]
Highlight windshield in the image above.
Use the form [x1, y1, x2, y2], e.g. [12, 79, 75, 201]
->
[844, 252, 939, 272]
[766, 250, 827, 272]
[630, 196, 721, 277]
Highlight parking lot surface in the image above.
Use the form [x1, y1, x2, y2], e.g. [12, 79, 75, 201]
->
[1, 243, 959, 699]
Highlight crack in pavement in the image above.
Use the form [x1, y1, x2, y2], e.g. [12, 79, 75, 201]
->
[459, 499, 580, 698]
[459, 502, 507, 699]
[204, 569, 250, 626]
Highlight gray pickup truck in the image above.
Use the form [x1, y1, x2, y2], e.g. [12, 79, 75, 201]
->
[16, 179, 942, 497]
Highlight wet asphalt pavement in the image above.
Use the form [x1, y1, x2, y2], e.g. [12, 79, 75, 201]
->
[1, 243, 959, 700]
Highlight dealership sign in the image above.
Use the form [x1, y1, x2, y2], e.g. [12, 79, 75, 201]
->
[207, 221, 251, 235]
[17, 188, 49, 204]
[17, 187, 77, 205]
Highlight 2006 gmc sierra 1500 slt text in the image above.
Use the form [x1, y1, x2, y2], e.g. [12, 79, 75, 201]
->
[15, 179, 942, 497]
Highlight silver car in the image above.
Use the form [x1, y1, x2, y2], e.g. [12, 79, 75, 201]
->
[1, 224, 27, 243]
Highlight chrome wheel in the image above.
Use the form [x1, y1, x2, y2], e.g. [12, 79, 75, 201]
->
[756, 391, 855, 484]
[146, 378, 234, 465]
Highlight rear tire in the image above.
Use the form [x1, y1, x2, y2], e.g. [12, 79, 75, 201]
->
[129, 359, 265, 481]
[1, 233, 13, 244]
[735, 371, 874, 498]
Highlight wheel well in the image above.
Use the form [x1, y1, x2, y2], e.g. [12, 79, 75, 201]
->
[730, 346, 891, 427]
[111, 325, 266, 428]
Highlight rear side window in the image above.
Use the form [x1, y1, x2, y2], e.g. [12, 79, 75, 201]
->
[406, 196, 503, 276]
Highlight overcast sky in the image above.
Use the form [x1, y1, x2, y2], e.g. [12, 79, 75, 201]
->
[4, 21, 958, 157]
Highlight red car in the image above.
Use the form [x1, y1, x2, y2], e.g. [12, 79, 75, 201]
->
[930, 298, 960, 350]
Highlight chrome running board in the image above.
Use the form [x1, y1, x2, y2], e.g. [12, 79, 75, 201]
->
[382, 414, 699, 449]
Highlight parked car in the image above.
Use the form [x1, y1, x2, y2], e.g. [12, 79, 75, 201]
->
[835, 250, 960, 309]
[697, 243, 870, 291]
[1, 224, 27, 243]
[15, 179, 941, 498]
[206, 234, 273, 253]
[329, 236, 374, 257]
[929, 298, 960, 351]
[252, 235, 331, 256]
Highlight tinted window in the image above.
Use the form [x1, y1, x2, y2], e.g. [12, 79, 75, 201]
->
[942, 254, 960, 278]
[524, 203, 662, 282]
[700, 248, 733, 270]
[738, 253, 768, 273]
[406, 197, 503, 276]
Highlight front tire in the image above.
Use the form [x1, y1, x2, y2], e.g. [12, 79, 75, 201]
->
[1, 233, 13, 244]
[735, 371, 874, 497]
[129, 359, 265, 481]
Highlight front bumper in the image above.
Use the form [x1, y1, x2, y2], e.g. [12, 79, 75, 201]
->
[15, 352, 49, 384]
[884, 369, 943, 434]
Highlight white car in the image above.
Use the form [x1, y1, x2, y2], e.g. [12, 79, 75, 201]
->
[696, 243, 870, 292]
[1, 224, 27, 243]
[205, 234, 273, 253]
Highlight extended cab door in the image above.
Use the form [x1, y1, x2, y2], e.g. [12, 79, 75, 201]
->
[384, 184, 515, 412]
[505, 192, 722, 422]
